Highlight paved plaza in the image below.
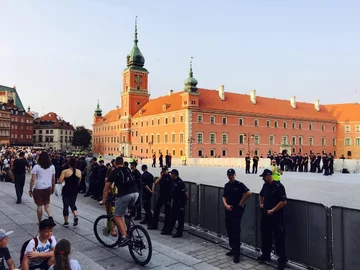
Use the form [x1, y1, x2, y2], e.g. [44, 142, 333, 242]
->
[145, 165, 360, 209]
[0, 174, 278, 270]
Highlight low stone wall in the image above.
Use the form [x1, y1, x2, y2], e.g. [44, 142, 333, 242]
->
[98, 155, 360, 173]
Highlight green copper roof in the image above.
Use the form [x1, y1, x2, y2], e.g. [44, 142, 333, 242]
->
[94, 100, 102, 116]
[127, 17, 145, 68]
[0, 85, 25, 111]
[184, 59, 198, 93]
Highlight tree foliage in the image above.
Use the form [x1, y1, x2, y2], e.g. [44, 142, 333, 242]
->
[72, 126, 92, 150]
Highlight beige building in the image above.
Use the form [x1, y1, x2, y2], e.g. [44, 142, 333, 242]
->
[33, 112, 74, 150]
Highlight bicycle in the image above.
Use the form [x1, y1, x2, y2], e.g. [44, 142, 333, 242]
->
[93, 196, 152, 266]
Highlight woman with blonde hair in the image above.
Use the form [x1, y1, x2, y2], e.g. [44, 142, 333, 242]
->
[49, 239, 81, 270]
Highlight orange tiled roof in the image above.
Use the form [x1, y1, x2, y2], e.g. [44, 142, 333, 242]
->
[198, 89, 335, 121]
[35, 112, 74, 129]
[102, 108, 121, 123]
[325, 103, 360, 122]
[133, 88, 336, 121]
[133, 92, 183, 117]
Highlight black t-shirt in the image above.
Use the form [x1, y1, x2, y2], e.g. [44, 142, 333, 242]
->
[260, 181, 287, 211]
[0, 247, 11, 268]
[13, 158, 28, 174]
[223, 180, 250, 209]
[107, 167, 138, 197]
[142, 171, 154, 193]
[159, 173, 173, 195]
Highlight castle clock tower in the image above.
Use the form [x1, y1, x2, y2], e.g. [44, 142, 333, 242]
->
[120, 18, 149, 156]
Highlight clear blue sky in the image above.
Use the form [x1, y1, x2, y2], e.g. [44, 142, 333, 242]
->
[1, 0, 359, 128]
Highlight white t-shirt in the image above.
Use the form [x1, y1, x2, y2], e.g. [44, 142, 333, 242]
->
[31, 164, 56, 189]
[25, 235, 57, 267]
[3, 159, 9, 168]
[49, 259, 81, 270]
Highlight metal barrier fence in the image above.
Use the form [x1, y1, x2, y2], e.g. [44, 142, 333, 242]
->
[147, 179, 358, 270]
[332, 206, 360, 270]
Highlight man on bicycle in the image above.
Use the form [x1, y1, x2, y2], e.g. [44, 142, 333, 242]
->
[101, 157, 139, 246]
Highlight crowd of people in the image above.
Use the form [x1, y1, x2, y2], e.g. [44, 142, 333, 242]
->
[0, 146, 337, 270]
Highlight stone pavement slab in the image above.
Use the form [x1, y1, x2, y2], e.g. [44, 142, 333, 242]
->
[0, 176, 277, 270]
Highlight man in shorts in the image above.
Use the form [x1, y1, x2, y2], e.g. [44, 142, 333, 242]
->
[102, 157, 139, 246]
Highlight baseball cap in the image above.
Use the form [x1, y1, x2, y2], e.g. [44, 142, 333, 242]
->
[0, 229, 13, 241]
[170, 169, 179, 176]
[39, 218, 56, 230]
[227, 168, 236, 175]
[259, 169, 272, 177]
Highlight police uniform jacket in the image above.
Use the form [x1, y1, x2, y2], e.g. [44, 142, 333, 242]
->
[260, 181, 287, 213]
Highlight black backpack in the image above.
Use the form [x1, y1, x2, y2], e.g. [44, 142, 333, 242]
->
[19, 237, 53, 267]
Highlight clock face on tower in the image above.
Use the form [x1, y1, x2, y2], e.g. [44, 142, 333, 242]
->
[135, 75, 142, 84]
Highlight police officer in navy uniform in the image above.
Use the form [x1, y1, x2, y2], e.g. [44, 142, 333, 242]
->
[222, 169, 252, 263]
[140, 164, 155, 225]
[162, 169, 188, 238]
[245, 154, 251, 174]
[148, 166, 172, 231]
[258, 169, 287, 270]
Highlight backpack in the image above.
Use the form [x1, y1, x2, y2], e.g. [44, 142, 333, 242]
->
[115, 167, 135, 189]
[19, 237, 53, 266]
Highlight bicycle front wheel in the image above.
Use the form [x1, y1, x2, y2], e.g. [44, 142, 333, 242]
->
[94, 215, 120, 248]
[128, 225, 152, 266]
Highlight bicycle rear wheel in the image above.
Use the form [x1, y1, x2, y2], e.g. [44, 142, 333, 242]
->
[94, 214, 120, 248]
[128, 225, 152, 266]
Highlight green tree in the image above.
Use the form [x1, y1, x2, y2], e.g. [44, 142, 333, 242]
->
[72, 126, 92, 150]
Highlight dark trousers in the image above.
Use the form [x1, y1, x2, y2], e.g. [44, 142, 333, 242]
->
[62, 194, 78, 216]
[14, 173, 26, 201]
[261, 212, 286, 263]
[245, 164, 250, 174]
[316, 164, 321, 173]
[323, 166, 330, 176]
[134, 189, 142, 218]
[152, 159, 156, 167]
[252, 164, 258, 174]
[96, 179, 105, 198]
[142, 193, 153, 222]
[86, 179, 96, 195]
[79, 174, 86, 192]
[225, 209, 244, 256]
[153, 196, 171, 229]
[303, 163, 308, 172]
[329, 165, 334, 175]
[167, 201, 185, 235]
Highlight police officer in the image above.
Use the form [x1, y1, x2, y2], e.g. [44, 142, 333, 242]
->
[258, 169, 287, 270]
[130, 161, 142, 220]
[245, 154, 251, 174]
[252, 155, 259, 174]
[162, 169, 188, 238]
[140, 164, 155, 225]
[148, 166, 172, 231]
[222, 169, 252, 263]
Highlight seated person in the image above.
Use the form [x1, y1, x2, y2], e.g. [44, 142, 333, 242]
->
[22, 218, 56, 270]
[0, 229, 15, 270]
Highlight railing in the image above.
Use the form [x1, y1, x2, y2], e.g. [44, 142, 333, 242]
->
[149, 180, 356, 270]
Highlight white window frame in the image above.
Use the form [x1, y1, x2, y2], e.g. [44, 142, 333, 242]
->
[197, 132, 203, 144]
[210, 133, 216, 144]
[254, 119, 259, 127]
[355, 138, 360, 146]
[198, 115, 203, 123]
[222, 133, 228, 144]
[171, 132, 176, 143]
[345, 125, 350, 133]
[344, 137, 352, 146]
[239, 134, 244, 144]
[222, 117, 227, 125]
[254, 134, 260, 145]
[269, 135, 274, 145]
[210, 116, 215, 124]
[322, 137, 326, 146]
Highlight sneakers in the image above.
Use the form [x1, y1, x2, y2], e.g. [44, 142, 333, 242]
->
[63, 222, 69, 227]
[73, 216, 78, 226]
[118, 236, 130, 247]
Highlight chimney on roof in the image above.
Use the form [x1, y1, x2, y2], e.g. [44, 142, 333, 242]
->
[250, 89, 256, 104]
[290, 96, 296, 109]
[13, 85, 16, 90]
[218, 85, 225, 101]
[314, 99, 320, 112]
[168, 89, 173, 96]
